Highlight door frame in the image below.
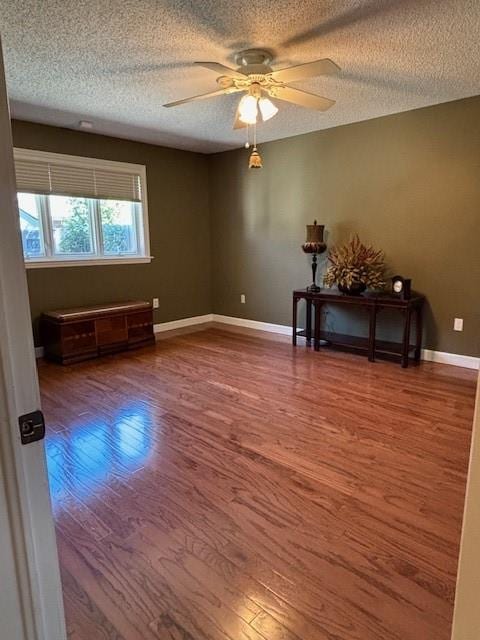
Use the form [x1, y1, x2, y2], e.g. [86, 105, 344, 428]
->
[0, 36, 66, 640]
[451, 371, 480, 639]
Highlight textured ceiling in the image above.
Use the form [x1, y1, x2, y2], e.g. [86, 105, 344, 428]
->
[0, 0, 479, 153]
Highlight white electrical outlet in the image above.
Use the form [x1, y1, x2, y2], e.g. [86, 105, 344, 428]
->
[240, 294, 246, 304]
[454, 317, 463, 331]
[153, 297, 159, 309]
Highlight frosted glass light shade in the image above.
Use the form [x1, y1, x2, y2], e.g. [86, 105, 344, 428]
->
[238, 94, 258, 124]
[258, 97, 278, 121]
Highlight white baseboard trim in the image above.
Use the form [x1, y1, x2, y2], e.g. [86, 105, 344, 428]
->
[34, 313, 479, 371]
[154, 314, 214, 333]
[213, 314, 478, 370]
[421, 349, 479, 370]
[212, 314, 293, 336]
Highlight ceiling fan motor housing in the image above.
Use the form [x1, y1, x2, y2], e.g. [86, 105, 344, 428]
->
[235, 49, 274, 75]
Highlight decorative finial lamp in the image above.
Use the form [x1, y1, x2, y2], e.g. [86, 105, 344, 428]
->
[302, 220, 326, 292]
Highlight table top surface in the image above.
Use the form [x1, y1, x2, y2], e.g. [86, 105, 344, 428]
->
[293, 288, 425, 305]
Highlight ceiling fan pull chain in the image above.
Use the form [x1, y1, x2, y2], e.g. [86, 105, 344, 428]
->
[245, 123, 250, 149]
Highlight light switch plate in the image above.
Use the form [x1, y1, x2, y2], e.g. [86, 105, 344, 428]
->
[153, 297, 159, 309]
[240, 294, 246, 304]
[454, 318, 463, 331]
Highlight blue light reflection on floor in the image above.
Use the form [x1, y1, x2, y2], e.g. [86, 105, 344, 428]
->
[45, 401, 154, 506]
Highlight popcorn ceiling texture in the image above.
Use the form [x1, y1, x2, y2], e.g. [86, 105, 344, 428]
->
[1, 0, 479, 153]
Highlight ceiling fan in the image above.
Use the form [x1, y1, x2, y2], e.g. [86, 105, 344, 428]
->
[163, 49, 340, 130]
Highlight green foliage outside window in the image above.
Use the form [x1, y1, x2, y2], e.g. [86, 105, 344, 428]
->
[58, 199, 92, 253]
[102, 201, 133, 254]
[58, 198, 133, 254]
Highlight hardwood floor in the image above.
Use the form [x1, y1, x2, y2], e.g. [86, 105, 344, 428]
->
[38, 327, 477, 640]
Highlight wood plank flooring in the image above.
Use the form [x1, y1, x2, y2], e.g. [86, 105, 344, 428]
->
[38, 327, 477, 640]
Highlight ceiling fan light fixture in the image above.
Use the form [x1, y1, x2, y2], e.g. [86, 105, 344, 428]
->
[258, 97, 278, 122]
[238, 94, 258, 125]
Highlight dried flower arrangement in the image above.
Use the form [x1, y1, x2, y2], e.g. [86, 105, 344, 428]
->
[323, 235, 386, 293]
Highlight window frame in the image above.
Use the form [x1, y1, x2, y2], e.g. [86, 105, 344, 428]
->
[17, 192, 47, 259]
[14, 148, 152, 268]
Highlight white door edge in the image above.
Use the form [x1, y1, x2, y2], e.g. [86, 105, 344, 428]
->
[0, 36, 66, 640]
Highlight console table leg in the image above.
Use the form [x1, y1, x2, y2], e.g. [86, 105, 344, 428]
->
[292, 297, 298, 346]
[368, 306, 377, 362]
[314, 301, 321, 351]
[402, 308, 412, 368]
[306, 299, 312, 344]
[414, 306, 423, 362]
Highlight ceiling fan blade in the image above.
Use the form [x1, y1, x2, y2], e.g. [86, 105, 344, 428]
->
[270, 58, 340, 83]
[195, 61, 247, 78]
[272, 86, 335, 111]
[163, 88, 231, 108]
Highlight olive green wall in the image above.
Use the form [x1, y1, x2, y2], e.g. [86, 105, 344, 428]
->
[11, 120, 212, 345]
[12, 97, 480, 356]
[209, 96, 480, 357]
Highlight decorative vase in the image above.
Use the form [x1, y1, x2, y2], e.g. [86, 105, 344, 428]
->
[338, 282, 366, 296]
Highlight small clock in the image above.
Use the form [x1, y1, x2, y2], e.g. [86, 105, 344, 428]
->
[391, 275, 411, 299]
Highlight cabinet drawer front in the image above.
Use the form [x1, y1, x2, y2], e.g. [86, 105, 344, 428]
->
[95, 316, 128, 346]
[127, 311, 153, 343]
[61, 321, 96, 355]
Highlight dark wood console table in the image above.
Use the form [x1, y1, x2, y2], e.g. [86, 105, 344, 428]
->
[292, 289, 425, 367]
[41, 301, 155, 364]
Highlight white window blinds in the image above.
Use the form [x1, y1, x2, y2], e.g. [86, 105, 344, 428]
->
[14, 151, 142, 202]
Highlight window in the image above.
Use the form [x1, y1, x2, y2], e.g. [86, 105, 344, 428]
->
[14, 149, 151, 267]
[18, 192, 45, 259]
[49, 196, 94, 256]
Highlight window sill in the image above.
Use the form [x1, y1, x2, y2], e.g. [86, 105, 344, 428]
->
[24, 256, 154, 269]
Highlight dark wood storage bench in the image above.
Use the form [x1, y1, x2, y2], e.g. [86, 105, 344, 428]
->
[41, 301, 155, 364]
